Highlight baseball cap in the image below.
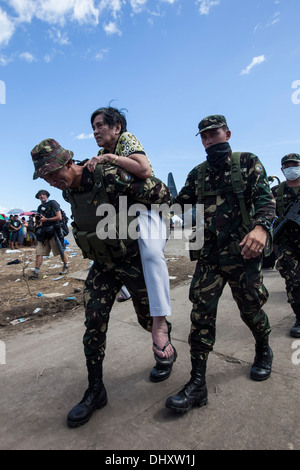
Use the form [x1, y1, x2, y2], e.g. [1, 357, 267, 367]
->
[196, 115, 228, 136]
[281, 153, 300, 166]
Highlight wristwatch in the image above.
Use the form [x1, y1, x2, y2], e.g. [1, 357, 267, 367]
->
[254, 221, 272, 232]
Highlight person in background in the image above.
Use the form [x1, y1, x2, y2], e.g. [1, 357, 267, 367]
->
[27, 215, 36, 247]
[10, 214, 21, 249]
[19, 217, 27, 247]
[28, 190, 68, 279]
[272, 153, 300, 338]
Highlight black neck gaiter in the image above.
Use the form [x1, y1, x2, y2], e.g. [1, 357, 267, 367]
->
[205, 142, 231, 171]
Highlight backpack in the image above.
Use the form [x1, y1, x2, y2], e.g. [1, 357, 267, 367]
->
[27, 218, 35, 231]
[60, 210, 69, 236]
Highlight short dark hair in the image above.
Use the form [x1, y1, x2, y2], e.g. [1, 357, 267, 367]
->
[90, 106, 127, 134]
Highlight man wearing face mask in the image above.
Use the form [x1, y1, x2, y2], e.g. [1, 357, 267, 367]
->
[165, 115, 276, 413]
[272, 154, 300, 338]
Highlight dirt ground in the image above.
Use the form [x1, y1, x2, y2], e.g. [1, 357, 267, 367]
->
[0, 243, 195, 338]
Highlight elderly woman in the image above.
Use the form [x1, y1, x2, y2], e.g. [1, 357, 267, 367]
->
[86, 106, 175, 367]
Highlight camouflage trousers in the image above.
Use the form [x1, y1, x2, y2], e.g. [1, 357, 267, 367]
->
[189, 260, 271, 357]
[83, 250, 153, 365]
[276, 243, 300, 315]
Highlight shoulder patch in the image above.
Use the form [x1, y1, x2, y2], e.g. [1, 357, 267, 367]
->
[254, 163, 263, 174]
[121, 171, 132, 183]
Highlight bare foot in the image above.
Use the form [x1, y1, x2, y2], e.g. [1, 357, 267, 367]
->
[152, 317, 174, 359]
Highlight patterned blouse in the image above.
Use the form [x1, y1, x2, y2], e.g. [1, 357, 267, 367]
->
[98, 131, 154, 176]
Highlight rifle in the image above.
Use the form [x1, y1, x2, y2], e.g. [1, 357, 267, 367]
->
[273, 200, 300, 241]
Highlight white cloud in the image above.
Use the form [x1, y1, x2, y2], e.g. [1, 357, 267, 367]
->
[75, 132, 94, 139]
[19, 52, 36, 62]
[196, 0, 220, 15]
[0, 55, 13, 66]
[72, 0, 99, 24]
[0, 7, 15, 47]
[95, 48, 109, 60]
[267, 11, 280, 26]
[130, 0, 148, 13]
[48, 28, 70, 45]
[240, 55, 266, 75]
[103, 21, 121, 35]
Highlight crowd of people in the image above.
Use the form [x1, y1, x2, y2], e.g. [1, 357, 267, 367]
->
[0, 213, 36, 249]
[2, 107, 299, 428]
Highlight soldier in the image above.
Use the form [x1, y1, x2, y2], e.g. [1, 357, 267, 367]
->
[272, 153, 300, 338]
[165, 115, 276, 413]
[30, 138, 177, 427]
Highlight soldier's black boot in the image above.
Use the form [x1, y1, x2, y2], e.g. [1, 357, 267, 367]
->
[290, 306, 300, 338]
[67, 362, 107, 428]
[250, 338, 273, 381]
[290, 318, 300, 338]
[165, 356, 208, 413]
[150, 321, 177, 383]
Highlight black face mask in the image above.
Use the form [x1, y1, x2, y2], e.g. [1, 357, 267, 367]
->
[205, 142, 231, 171]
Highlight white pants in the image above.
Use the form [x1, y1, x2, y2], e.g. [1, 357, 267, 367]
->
[137, 210, 172, 317]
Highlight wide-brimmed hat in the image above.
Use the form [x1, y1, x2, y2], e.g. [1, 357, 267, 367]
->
[31, 138, 73, 180]
[35, 190, 50, 199]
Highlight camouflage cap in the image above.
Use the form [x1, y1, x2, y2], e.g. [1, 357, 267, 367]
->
[196, 115, 228, 136]
[281, 153, 300, 166]
[31, 138, 73, 180]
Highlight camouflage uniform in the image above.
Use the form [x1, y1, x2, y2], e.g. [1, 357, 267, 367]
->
[174, 150, 276, 358]
[63, 163, 171, 364]
[272, 154, 300, 321]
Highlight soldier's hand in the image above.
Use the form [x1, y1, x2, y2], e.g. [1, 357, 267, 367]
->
[239, 225, 267, 260]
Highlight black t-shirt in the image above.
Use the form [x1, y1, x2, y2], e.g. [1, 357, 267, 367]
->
[37, 200, 61, 227]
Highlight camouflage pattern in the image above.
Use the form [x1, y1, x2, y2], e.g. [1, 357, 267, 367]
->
[272, 183, 300, 315]
[196, 115, 228, 135]
[175, 152, 276, 265]
[188, 261, 270, 355]
[31, 139, 73, 180]
[281, 153, 300, 166]
[174, 151, 275, 357]
[62, 163, 172, 364]
[83, 250, 153, 364]
[64, 164, 171, 217]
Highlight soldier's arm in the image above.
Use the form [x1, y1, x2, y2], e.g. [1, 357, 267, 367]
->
[172, 169, 198, 212]
[240, 155, 276, 259]
[249, 156, 276, 229]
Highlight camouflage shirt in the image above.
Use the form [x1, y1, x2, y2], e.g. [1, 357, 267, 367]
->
[64, 163, 170, 211]
[174, 152, 276, 264]
[272, 182, 300, 248]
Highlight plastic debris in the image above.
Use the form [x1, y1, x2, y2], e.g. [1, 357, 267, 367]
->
[36, 292, 44, 297]
[64, 296, 76, 301]
[10, 318, 31, 325]
[32, 308, 42, 314]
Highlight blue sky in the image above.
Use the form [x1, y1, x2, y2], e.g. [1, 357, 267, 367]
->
[0, 0, 300, 218]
